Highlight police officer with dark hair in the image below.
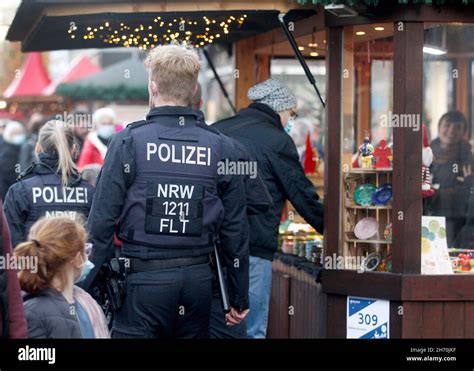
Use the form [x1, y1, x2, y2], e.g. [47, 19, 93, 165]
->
[82, 43, 250, 338]
[3, 120, 94, 249]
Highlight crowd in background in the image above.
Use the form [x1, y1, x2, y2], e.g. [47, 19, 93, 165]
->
[0, 106, 119, 195]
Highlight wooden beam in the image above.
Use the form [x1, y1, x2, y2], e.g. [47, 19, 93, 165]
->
[323, 269, 474, 302]
[234, 37, 256, 110]
[255, 54, 270, 83]
[46, 1, 308, 17]
[254, 13, 325, 54]
[392, 21, 423, 274]
[454, 58, 470, 134]
[325, 4, 474, 27]
[356, 61, 371, 146]
[323, 26, 343, 259]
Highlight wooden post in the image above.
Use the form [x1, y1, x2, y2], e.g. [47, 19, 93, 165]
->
[234, 37, 256, 111]
[324, 26, 343, 260]
[454, 58, 471, 121]
[255, 54, 271, 83]
[356, 61, 371, 146]
[392, 22, 423, 274]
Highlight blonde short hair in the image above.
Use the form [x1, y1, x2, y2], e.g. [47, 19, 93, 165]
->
[145, 43, 201, 105]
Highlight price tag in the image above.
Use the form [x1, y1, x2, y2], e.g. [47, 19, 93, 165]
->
[347, 296, 389, 339]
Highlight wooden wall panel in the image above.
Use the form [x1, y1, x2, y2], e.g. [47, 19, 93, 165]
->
[289, 268, 324, 338]
[326, 294, 347, 338]
[402, 302, 423, 338]
[267, 261, 290, 338]
[421, 302, 443, 338]
[464, 303, 474, 338]
[390, 301, 403, 338]
[268, 260, 326, 338]
[443, 302, 465, 338]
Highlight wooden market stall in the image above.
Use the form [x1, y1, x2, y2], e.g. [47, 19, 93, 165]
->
[7, 0, 474, 339]
[1, 52, 69, 118]
[225, 0, 474, 338]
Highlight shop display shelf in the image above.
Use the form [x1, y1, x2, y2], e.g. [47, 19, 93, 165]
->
[344, 202, 392, 210]
[344, 168, 393, 175]
[345, 238, 392, 245]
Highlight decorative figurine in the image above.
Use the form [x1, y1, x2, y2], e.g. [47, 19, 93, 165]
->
[383, 222, 392, 241]
[358, 136, 374, 169]
[373, 139, 392, 169]
[458, 253, 472, 272]
[422, 125, 435, 198]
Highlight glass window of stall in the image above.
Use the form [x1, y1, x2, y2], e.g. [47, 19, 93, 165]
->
[422, 23, 474, 274]
[273, 30, 326, 260]
[340, 23, 394, 272]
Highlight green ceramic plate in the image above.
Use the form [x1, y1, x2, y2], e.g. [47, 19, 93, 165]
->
[354, 183, 377, 206]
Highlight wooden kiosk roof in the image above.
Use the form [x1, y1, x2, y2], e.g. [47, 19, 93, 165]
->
[6, 0, 316, 52]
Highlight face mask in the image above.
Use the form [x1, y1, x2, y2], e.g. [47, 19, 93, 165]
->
[11, 134, 26, 146]
[97, 125, 115, 140]
[75, 258, 95, 283]
[284, 117, 295, 134]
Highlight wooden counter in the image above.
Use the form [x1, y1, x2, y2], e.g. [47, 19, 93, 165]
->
[267, 253, 326, 338]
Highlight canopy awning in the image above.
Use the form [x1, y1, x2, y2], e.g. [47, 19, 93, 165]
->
[55, 55, 148, 101]
[43, 54, 101, 96]
[7, 0, 315, 52]
[3, 53, 51, 98]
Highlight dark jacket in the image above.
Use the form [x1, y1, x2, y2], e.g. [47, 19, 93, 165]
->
[84, 106, 250, 310]
[0, 141, 22, 200]
[18, 135, 38, 173]
[455, 176, 474, 249]
[0, 198, 27, 338]
[196, 110, 273, 216]
[427, 138, 474, 247]
[3, 153, 95, 248]
[213, 103, 324, 261]
[428, 138, 474, 218]
[23, 288, 82, 338]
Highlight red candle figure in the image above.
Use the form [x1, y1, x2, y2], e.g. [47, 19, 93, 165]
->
[373, 139, 392, 169]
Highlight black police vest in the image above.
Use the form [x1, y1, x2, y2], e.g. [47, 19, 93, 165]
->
[118, 118, 224, 251]
[23, 173, 93, 235]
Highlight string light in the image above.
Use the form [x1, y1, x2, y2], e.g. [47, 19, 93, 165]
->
[67, 14, 248, 48]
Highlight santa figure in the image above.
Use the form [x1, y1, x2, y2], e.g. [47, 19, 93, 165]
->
[422, 124, 435, 198]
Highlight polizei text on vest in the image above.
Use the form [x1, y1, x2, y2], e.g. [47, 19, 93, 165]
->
[147, 143, 211, 166]
[32, 186, 89, 204]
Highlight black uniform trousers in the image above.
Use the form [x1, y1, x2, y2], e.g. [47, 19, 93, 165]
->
[112, 262, 213, 339]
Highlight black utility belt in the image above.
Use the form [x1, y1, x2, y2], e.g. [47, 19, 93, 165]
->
[125, 255, 210, 273]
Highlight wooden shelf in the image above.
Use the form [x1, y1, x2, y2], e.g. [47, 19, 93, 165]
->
[345, 203, 392, 209]
[345, 168, 393, 174]
[346, 238, 392, 244]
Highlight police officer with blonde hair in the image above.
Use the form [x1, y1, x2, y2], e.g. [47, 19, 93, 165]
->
[3, 120, 94, 248]
[82, 43, 249, 338]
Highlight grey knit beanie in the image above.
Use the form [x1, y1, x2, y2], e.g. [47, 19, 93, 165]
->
[247, 79, 297, 113]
